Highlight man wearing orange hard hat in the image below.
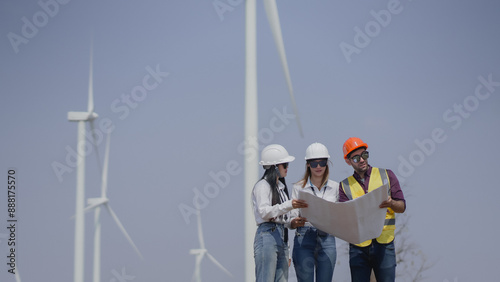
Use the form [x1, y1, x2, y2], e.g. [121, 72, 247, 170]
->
[338, 137, 406, 282]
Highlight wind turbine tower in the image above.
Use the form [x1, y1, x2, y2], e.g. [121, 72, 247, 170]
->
[83, 132, 144, 282]
[190, 209, 233, 282]
[67, 47, 99, 282]
[244, 1, 303, 281]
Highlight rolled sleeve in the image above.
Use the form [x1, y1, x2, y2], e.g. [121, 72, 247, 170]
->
[387, 169, 406, 210]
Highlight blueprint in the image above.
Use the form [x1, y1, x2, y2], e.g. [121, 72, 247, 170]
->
[298, 184, 389, 244]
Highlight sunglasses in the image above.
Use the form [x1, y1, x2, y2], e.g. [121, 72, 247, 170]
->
[309, 160, 327, 168]
[350, 151, 369, 163]
[278, 163, 289, 169]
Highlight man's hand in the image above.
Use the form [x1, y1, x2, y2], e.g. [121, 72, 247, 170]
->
[379, 196, 393, 209]
[379, 196, 405, 213]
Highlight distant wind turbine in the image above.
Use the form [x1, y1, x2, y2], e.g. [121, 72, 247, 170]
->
[67, 45, 100, 282]
[190, 209, 232, 282]
[14, 267, 21, 282]
[82, 132, 144, 282]
[244, 1, 303, 281]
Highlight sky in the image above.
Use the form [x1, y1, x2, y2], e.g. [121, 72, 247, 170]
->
[1, 0, 500, 281]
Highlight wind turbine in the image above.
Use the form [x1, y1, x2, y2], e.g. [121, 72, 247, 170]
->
[67, 45, 100, 282]
[244, 1, 304, 281]
[82, 132, 144, 282]
[14, 266, 20, 282]
[190, 209, 233, 282]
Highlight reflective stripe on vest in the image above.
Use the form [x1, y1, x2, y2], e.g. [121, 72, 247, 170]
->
[341, 167, 395, 247]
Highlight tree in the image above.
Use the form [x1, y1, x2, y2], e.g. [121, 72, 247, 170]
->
[394, 213, 435, 281]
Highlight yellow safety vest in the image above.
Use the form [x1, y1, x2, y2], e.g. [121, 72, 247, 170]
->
[341, 167, 395, 247]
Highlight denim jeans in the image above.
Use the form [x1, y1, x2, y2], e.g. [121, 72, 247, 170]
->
[292, 226, 336, 282]
[254, 222, 289, 282]
[349, 240, 396, 282]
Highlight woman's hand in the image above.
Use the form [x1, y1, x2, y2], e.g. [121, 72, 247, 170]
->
[292, 199, 308, 209]
[291, 216, 307, 229]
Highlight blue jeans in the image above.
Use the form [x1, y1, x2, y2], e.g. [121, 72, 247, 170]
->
[292, 226, 336, 282]
[254, 222, 289, 282]
[349, 240, 396, 282]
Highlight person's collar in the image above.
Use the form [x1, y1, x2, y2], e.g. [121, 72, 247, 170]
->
[307, 177, 315, 189]
[353, 165, 372, 179]
[308, 177, 328, 190]
[278, 180, 285, 190]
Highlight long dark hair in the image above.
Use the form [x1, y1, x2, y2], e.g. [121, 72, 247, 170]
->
[261, 165, 289, 205]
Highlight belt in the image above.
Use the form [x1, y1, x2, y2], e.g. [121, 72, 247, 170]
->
[299, 226, 329, 237]
[262, 221, 288, 243]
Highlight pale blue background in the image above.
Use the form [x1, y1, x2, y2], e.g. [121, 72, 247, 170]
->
[1, 0, 499, 281]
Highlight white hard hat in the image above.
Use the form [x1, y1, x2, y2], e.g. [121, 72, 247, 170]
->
[305, 142, 330, 160]
[259, 144, 295, 166]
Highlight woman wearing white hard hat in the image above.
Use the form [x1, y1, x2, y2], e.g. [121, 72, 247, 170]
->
[252, 144, 309, 282]
[291, 142, 339, 282]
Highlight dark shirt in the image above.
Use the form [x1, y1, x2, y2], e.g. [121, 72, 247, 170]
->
[338, 166, 406, 208]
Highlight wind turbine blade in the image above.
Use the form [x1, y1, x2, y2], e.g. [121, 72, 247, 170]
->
[105, 204, 144, 260]
[101, 132, 111, 197]
[192, 253, 203, 282]
[70, 198, 108, 219]
[86, 41, 102, 174]
[87, 43, 94, 114]
[263, 0, 304, 137]
[15, 266, 21, 282]
[195, 209, 205, 249]
[206, 252, 233, 277]
[83, 201, 104, 214]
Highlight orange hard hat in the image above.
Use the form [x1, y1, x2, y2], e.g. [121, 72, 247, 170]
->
[343, 137, 368, 159]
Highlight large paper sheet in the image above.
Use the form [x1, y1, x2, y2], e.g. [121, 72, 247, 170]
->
[298, 184, 389, 244]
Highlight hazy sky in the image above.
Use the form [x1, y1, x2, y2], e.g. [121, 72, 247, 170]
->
[1, 1, 499, 281]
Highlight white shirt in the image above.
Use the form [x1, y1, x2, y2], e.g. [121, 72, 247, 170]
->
[291, 178, 339, 227]
[252, 179, 293, 227]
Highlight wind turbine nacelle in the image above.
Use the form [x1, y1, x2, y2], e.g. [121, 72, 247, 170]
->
[87, 197, 109, 206]
[68, 111, 99, 122]
[189, 248, 207, 255]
